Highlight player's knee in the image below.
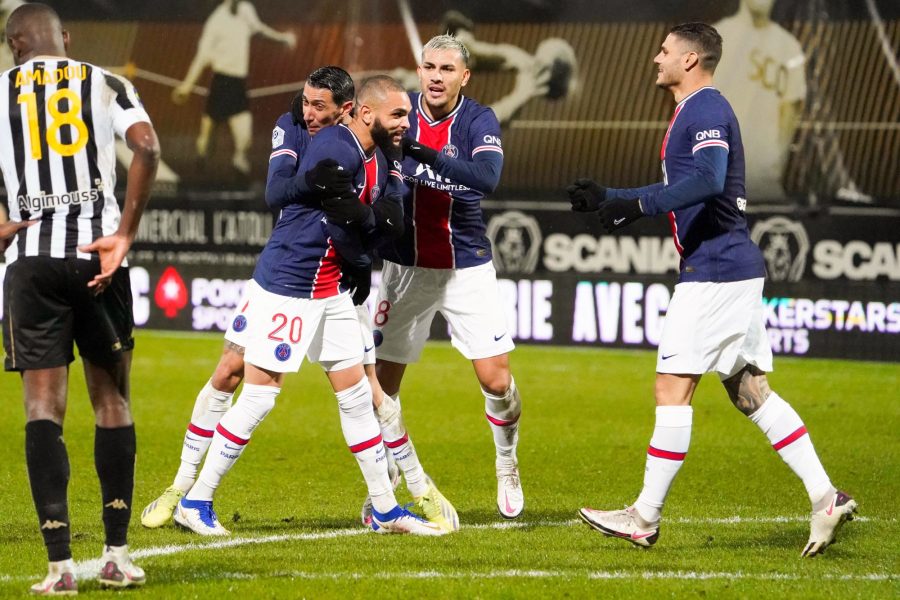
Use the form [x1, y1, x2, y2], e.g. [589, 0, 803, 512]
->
[723, 365, 771, 416]
[336, 377, 373, 418]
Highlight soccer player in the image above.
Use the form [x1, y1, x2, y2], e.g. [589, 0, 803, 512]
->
[167, 74, 444, 537]
[374, 35, 525, 519]
[171, 0, 295, 174]
[141, 68, 457, 535]
[0, 3, 159, 593]
[568, 22, 856, 557]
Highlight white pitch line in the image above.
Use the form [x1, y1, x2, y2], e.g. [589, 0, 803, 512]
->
[2, 514, 888, 583]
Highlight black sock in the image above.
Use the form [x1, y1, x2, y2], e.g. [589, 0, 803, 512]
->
[95, 425, 136, 547]
[25, 420, 72, 562]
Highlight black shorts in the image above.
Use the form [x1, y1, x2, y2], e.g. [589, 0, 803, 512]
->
[206, 73, 249, 122]
[3, 256, 134, 371]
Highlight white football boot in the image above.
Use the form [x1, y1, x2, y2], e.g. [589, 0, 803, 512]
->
[496, 461, 524, 519]
[174, 498, 230, 536]
[801, 490, 857, 558]
[97, 545, 145, 588]
[579, 505, 660, 548]
[371, 505, 446, 536]
[29, 559, 77, 596]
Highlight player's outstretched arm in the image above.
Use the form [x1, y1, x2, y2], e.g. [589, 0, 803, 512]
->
[79, 122, 159, 293]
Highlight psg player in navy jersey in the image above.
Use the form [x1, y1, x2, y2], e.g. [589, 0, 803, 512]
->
[569, 23, 855, 557]
[373, 35, 526, 520]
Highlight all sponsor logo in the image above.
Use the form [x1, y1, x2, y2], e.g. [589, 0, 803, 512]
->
[750, 217, 810, 283]
[486, 211, 542, 274]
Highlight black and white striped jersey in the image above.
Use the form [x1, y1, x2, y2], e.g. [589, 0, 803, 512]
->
[0, 56, 151, 264]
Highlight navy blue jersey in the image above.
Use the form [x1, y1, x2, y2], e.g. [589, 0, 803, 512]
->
[379, 93, 504, 269]
[615, 87, 766, 283]
[254, 122, 388, 298]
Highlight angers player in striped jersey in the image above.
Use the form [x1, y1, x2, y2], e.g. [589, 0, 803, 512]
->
[0, 3, 159, 594]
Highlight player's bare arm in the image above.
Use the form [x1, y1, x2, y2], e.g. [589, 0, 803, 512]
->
[79, 121, 159, 292]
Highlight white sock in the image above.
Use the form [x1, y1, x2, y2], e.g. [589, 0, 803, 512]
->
[483, 376, 521, 469]
[635, 405, 693, 524]
[749, 392, 834, 508]
[338, 377, 396, 514]
[186, 384, 278, 502]
[378, 394, 428, 497]
[173, 380, 234, 492]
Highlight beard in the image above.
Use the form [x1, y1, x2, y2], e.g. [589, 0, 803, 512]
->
[371, 118, 399, 153]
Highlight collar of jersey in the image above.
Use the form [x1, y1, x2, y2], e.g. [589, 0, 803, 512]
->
[417, 93, 465, 126]
[339, 123, 371, 161]
[676, 86, 717, 108]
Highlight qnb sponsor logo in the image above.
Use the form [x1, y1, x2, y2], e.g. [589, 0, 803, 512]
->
[812, 240, 900, 281]
[18, 188, 100, 213]
[543, 233, 680, 274]
[694, 129, 722, 140]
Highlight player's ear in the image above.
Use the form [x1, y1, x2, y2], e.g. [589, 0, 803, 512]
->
[460, 68, 471, 88]
[360, 104, 373, 126]
[683, 50, 699, 72]
[339, 100, 353, 120]
[61, 29, 70, 52]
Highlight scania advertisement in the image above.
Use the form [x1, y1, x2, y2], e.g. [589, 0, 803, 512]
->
[2, 203, 894, 361]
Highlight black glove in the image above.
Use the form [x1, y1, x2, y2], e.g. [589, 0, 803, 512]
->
[566, 178, 607, 212]
[401, 137, 439, 166]
[372, 195, 405, 239]
[597, 197, 644, 232]
[305, 158, 353, 196]
[341, 261, 373, 306]
[322, 188, 369, 225]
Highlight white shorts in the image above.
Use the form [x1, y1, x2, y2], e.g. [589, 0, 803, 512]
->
[373, 260, 515, 363]
[224, 280, 363, 373]
[357, 305, 376, 366]
[656, 278, 773, 379]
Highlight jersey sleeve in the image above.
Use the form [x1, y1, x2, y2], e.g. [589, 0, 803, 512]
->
[102, 73, 151, 138]
[431, 107, 504, 195]
[265, 113, 307, 210]
[639, 113, 730, 215]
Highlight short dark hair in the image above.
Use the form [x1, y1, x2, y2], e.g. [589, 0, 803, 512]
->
[356, 74, 406, 106]
[306, 66, 355, 106]
[669, 22, 722, 74]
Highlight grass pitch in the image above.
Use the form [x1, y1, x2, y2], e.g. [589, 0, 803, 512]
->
[0, 330, 897, 598]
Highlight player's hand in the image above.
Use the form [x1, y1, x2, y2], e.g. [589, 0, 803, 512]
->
[322, 188, 369, 225]
[341, 262, 373, 306]
[0, 219, 36, 251]
[77, 233, 130, 295]
[566, 178, 606, 212]
[597, 197, 644, 232]
[401, 137, 439, 166]
[305, 159, 353, 196]
[372, 195, 405, 239]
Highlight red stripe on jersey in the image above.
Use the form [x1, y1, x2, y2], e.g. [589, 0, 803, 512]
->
[772, 426, 808, 451]
[216, 423, 249, 446]
[384, 433, 409, 449]
[349, 434, 383, 454]
[647, 445, 686, 461]
[667, 211, 685, 256]
[413, 112, 454, 268]
[660, 102, 685, 161]
[269, 148, 297, 161]
[360, 154, 378, 206]
[486, 413, 520, 427]
[188, 423, 214, 438]
[692, 140, 729, 153]
[311, 238, 342, 299]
